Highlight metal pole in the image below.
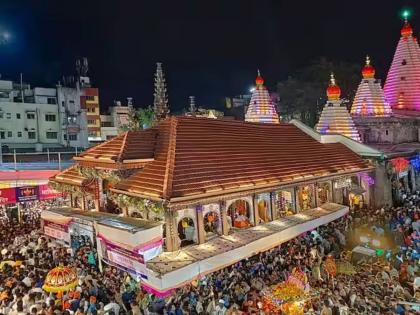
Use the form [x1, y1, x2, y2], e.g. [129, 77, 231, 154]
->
[58, 152, 61, 171]
[75, 146, 78, 156]
[13, 149, 17, 170]
[0, 142, 2, 164]
[47, 148, 50, 163]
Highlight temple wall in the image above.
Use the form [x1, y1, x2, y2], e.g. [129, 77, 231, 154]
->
[373, 162, 393, 208]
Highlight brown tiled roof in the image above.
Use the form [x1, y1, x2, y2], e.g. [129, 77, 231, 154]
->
[49, 166, 89, 186]
[74, 129, 156, 168]
[113, 116, 371, 201]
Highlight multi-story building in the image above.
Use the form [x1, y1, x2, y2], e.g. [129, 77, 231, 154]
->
[79, 77, 101, 143]
[0, 76, 91, 151]
[100, 100, 132, 140]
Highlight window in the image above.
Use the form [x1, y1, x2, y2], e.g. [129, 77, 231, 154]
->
[86, 95, 95, 101]
[45, 114, 56, 122]
[63, 134, 67, 140]
[47, 97, 56, 104]
[27, 113, 35, 119]
[88, 119, 96, 125]
[69, 100, 75, 104]
[402, 59, 407, 65]
[17, 131, 22, 138]
[88, 131, 97, 137]
[16, 113, 21, 119]
[7, 131, 12, 137]
[62, 101, 65, 107]
[385, 130, 389, 136]
[0, 132, 4, 139]
[69, 134, 77, 141]
[46, 131, 57, 139]
[28, 131, 36, 139]
[6, 113, 11, 119]
[0, 112, 3, 119]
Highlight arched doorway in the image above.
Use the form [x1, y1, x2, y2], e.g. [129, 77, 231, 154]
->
[177, 217, 195, 247]
[204, 211, 219, 239]
[228, 199, 251, 229]
[257, 199, 269, 223]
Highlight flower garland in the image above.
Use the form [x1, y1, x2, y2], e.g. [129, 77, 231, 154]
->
[76, 166, 121, 184]
[49, 181, 83, 195]
[108, 193, 164, 219]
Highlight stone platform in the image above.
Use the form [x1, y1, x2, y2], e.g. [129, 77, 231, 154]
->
[144, 203, 348, 294]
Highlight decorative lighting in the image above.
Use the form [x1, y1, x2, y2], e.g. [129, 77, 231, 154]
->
[410, 155, 420, 171]
[391, 157, 409, 172]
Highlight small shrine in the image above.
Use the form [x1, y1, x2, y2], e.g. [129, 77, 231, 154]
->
[245, 71, 280, 124]
[351, 56, 392, 117]
[315, 73, 361, 142]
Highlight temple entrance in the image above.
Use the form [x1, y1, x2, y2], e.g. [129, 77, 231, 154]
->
[317, 182, 331, 205]
[228, 199, 251, 229]
[177, 217, 195, 247]
[297, 185, 314, 211]
[274, 190, 295, 218]
[204, 211, 219, 239]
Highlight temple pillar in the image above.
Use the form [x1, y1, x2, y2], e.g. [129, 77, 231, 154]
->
[69, 193, 74, 208]
[196, 205, 205, 244]
[253, 194, 260, 225]
[314, 183, 319, 207]
[220, 200, 229, 236]
[164, 207, 179, 252]
[270, 192, 277, 221]
[81, 196, 86, 210]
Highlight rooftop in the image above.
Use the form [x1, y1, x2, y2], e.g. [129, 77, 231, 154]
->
[112, 116, 371, 203]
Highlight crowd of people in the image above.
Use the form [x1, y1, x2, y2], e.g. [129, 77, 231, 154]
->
[0, 192, 419, 314]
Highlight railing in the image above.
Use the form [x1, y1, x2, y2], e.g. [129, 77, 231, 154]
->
[0, 161, 74, 170]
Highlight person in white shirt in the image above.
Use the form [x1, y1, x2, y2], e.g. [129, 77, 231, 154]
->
[104, 300, 120, 315]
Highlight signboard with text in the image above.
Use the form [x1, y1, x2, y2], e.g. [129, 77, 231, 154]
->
[39, 184, 61, 200]
[43, 220, 71, 243]
[16, 186, 39, 202]
[0, 187, 17, 205]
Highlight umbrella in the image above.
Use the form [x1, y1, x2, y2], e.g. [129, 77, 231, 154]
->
[43, 266, 79, 293]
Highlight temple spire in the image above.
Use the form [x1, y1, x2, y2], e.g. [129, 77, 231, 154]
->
[153, 62, 169, 120]
[351, 56, 392, 117]
[245, 70, 279, 124]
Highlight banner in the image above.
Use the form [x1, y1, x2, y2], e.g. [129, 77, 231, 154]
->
[0, 188, 17, 205]
[39, 184, 61, 200]
[43, 220, 71, 243]
[16, 186, 39, 202]
[98, 235, 146, 275]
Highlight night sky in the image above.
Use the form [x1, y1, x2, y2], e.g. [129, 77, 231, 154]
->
[0, 0, 419, 112]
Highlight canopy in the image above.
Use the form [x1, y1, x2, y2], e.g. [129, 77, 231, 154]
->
[43, 266, 79, 293]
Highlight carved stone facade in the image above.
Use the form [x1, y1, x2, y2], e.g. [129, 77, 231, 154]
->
[354, 116, 420, 145]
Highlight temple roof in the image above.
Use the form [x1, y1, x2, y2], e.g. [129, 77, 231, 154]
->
[74, 129, 156, 169]
[49, 166, 89, 186]
[113, 116, 371, 203]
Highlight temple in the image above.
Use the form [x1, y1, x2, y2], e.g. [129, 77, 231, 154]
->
[351, 56, 392, 117]
[315, 74, 361, 141]
[49, 115, 372, 294]
[245, 71, 280, 124]
[383, 19, 420, 113]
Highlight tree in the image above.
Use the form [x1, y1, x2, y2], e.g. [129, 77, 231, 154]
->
[119, 106, 156, 132]
[277, 57, 360, 127]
